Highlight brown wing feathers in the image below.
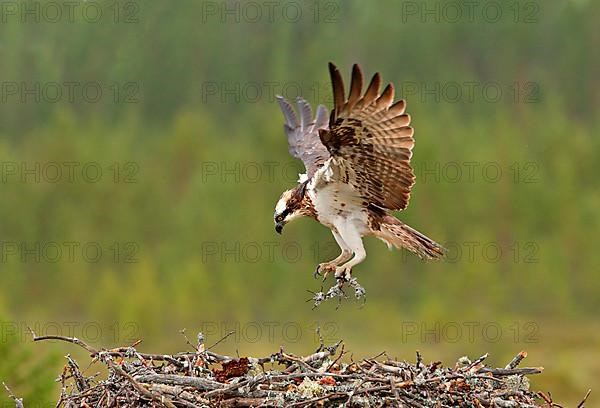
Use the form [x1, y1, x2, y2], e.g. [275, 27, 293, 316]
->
[320, 63, 416, 211]
[345, 64, 363, 113]
[330, 63, 345, 118]
[359, 71, 382, 110]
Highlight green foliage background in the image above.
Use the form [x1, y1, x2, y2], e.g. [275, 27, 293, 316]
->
[0, 0, 599, 404]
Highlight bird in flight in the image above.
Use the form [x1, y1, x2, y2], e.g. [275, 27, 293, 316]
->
[274, 63, 445, 302]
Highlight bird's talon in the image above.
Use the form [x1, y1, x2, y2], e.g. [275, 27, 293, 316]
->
[315, 263, 336, 280]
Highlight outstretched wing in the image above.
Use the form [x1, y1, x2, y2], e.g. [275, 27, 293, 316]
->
[319, 63, 416, 210]
[277, 96, 330, 178]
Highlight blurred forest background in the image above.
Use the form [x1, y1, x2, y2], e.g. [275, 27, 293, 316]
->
[1, 0, 599, 405]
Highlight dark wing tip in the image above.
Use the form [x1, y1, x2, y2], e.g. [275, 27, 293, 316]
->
[370, 72, 382, 91]
[362, 72, 382, 106]
[328, 62, 340, 82]
[347, 63, 364, 110]
[328, 62, 345, 120]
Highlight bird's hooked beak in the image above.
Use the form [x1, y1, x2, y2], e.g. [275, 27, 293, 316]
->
[275, 221, 285, 234]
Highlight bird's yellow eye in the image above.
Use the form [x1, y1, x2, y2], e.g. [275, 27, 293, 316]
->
[276, 215, 283, 222]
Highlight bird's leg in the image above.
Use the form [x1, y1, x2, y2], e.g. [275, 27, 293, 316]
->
[312, 224, 367, 306]
[314, 230, 352, 279]
[314, 250, 351, 279]
[333, 227, 367, 299]
[334, 241, 365, 282]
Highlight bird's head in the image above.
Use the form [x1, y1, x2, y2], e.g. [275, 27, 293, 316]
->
[274, 183, 308, 234]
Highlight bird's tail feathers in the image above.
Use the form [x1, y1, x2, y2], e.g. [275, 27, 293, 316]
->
[375, 218, 446, 260]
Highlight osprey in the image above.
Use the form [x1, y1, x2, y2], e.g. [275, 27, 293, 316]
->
[274, 63, 445, 299]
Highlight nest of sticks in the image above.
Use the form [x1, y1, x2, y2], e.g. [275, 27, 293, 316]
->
[7, 329, 591, 407]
